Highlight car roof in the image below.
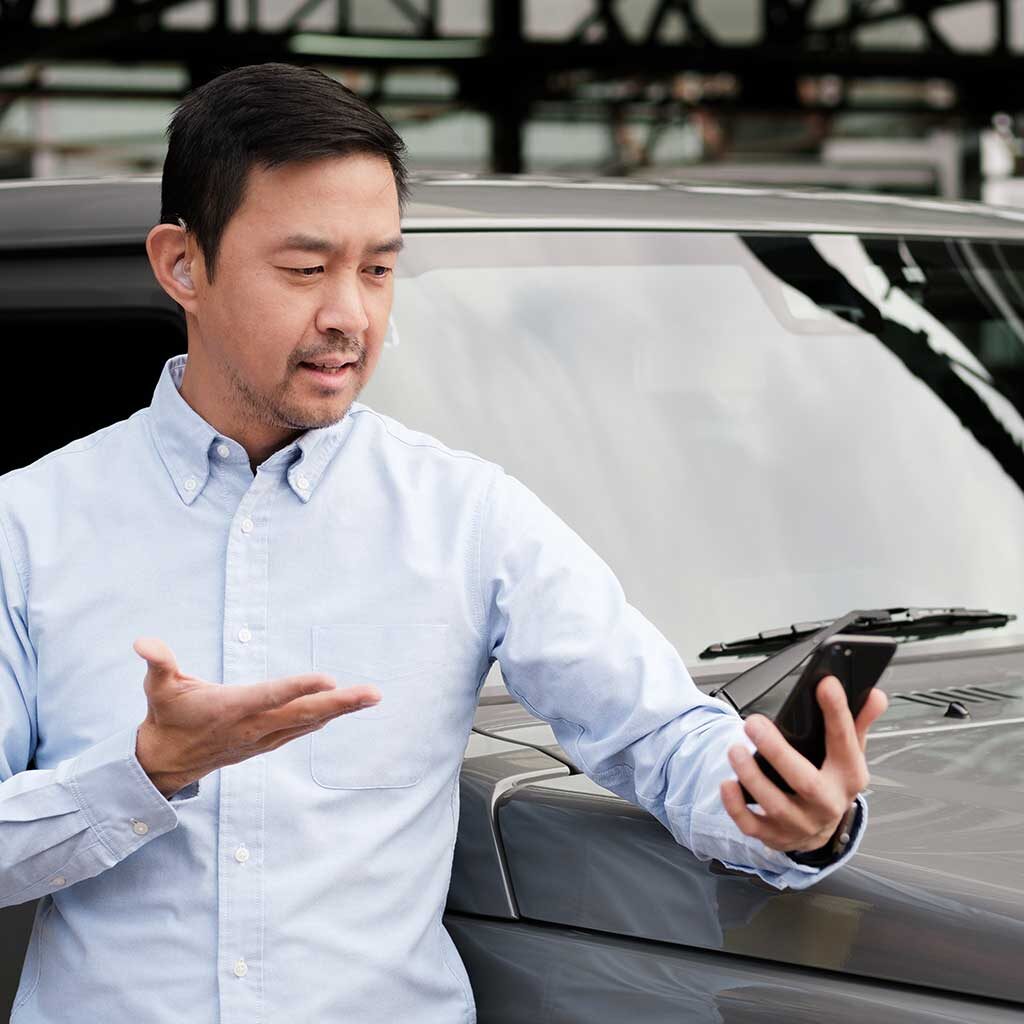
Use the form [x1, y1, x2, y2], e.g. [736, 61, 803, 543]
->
[3, 171, 1024, 249]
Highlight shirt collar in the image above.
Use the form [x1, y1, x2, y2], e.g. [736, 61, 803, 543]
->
[146, 353, 357, 506]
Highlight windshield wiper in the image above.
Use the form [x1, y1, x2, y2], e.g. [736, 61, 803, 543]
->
[700, 606, 1016, 660]
[706, 606, 1015, 716]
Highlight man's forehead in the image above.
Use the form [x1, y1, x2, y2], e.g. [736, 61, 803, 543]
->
[238, 156, 400, 235]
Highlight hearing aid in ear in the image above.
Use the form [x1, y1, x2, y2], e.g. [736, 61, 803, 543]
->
[173, 258, 194, 289]
[173, 218, 194, 288]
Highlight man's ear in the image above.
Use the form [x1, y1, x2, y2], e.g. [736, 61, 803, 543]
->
[146, 222, 200, 312]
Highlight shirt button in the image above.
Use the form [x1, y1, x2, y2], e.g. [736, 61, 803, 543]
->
[234, 845, 250, 863]
[131, 818, 149, 835]
[295, 475, 310, 490]
[241, 517, 254, 534]
[216, 443, 230, 459]
[183, 477, 197, 492]
[233, 959, 248, 978]
[51, 876, 66, 886]
[238, 627, 252, 643]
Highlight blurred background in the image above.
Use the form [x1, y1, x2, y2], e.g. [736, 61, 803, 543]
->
[3, 0, 1024, 204]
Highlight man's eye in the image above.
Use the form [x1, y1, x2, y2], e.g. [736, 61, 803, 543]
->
[368, 266, 392, 278]
[288, 267, 323, 277]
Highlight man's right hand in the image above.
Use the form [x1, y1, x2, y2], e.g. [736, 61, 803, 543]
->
[132, 636, 381, 798]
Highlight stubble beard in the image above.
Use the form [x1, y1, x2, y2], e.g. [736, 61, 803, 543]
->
[229, 348, 367, 433]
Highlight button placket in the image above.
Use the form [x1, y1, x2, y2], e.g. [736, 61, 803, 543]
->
[217, 478, 270, 1023]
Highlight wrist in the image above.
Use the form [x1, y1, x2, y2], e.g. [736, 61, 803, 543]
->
[787, 801, 860, 867]
[135, 722, 194, 798]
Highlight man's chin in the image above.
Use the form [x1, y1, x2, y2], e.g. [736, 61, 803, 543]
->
[278, 396, 355, 432]
[279, 367, 364, 428]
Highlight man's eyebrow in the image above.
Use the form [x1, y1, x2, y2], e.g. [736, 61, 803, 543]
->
[368, 235, 405, 255]
[277, 234, 405, 256]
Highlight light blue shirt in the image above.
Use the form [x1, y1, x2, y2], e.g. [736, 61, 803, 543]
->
[0, 353, 864, 1023]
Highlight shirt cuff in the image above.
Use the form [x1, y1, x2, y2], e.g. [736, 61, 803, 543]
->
[63, 723, 192, 862]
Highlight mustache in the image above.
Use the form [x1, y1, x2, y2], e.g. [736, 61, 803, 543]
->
[296, 343, 364, 367]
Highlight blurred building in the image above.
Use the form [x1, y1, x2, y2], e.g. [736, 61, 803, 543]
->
[2, 0, 1024, 200]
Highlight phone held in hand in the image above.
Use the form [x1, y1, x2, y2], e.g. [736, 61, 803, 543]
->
[742, 633, 897, 804]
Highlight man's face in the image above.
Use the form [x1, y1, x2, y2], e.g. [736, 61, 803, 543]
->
[187, 153, 402, 435]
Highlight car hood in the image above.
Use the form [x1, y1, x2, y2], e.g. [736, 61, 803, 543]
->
[471, 648, 1024, 1005]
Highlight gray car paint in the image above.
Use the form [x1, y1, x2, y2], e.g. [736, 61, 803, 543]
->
[446, 916, 1024, 1023]
[471, 652, 1024, 1005]
[448, 731, 570, 918]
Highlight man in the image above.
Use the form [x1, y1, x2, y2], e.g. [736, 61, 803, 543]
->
[0, 63, 885, 1022]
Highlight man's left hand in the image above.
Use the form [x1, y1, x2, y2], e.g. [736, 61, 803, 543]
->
[719, 676, 888, 854]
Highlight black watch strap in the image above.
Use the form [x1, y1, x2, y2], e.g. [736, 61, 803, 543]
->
[787, 801, 860, 867]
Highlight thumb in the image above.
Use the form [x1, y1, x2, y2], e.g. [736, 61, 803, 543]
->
[133, 636, 180, 686]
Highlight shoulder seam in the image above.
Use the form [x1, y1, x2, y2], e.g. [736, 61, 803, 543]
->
[352, 406, 492, 466]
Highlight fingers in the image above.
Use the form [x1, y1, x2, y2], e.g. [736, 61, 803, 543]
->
[242, 683, 382, 737]
[228, 673, 341, 717]
[726, 742, 818, 837]
[854, 687, 889, 752]
[719, 778, 819, 852]
[260, 721, 328, 752]
[742, 715, 820, 797]
[815, 676, 873, 797]
[249, 684, 382, 753]
[818, 675, 863, 770]
[720, 779, 771, 841]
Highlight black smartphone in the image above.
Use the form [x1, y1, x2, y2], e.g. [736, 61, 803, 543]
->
[741, 633, 896, 804]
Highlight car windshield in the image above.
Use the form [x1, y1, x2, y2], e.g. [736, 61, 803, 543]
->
[361, 229, 1024, 665]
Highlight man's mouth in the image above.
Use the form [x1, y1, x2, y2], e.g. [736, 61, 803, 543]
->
[299, 362, 351, 374]
[299, 356, 358, 376]
[298, 358, 357, 385]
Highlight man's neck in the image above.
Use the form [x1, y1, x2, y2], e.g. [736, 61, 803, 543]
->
[178, 350, 302, 471]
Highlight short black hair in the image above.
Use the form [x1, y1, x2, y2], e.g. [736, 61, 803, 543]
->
[160, 62, 410, 282]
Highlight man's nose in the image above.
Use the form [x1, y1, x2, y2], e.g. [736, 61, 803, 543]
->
[314, 276, 370, 338]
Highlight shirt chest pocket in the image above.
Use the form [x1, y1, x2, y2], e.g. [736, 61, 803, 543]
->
[309, 623, 449, 789]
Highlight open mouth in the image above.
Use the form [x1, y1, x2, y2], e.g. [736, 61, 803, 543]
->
[298, 361, 355, 384]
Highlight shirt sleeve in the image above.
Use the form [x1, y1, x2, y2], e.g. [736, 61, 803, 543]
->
[0, 506, 199, 910]
[477, 466, 866, 891]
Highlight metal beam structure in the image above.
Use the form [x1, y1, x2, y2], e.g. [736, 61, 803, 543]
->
[1, 0, 1022, 174]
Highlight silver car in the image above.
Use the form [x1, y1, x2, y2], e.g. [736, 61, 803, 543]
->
[0, 174, 1022, 1022]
